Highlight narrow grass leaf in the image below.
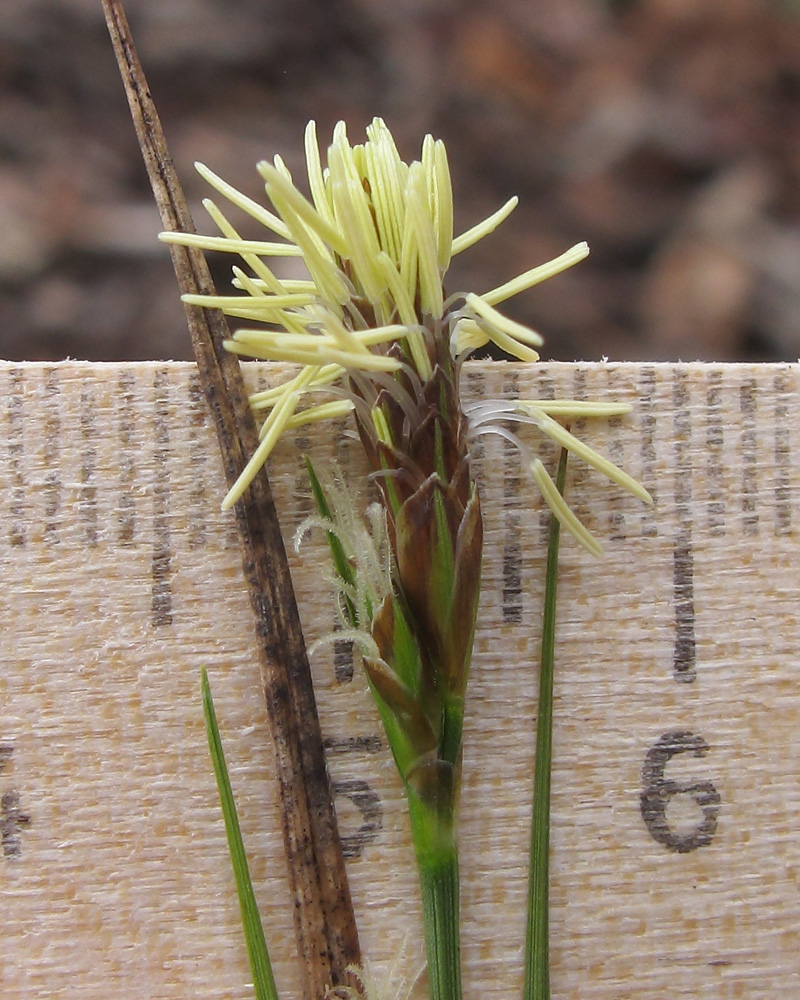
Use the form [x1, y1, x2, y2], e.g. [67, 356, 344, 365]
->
[202, 667, 280, 1000]
[524, 447, 568, 1000]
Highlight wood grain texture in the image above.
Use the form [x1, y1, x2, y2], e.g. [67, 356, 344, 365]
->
[1, 360, 798, 999]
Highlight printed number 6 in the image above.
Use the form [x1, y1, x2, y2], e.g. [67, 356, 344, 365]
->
[640, 730, 721, 853]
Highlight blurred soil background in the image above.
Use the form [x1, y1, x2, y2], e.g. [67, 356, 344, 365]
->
[1, 0, 799, 363]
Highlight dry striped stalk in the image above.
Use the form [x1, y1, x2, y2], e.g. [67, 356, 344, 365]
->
[102, 4, 362, 994]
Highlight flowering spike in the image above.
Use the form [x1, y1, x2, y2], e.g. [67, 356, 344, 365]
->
[163, 118, 652, 1000]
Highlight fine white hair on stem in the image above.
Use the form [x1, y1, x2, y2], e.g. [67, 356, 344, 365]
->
[295, 473, 393, 628]
[308, 627, 381, 663]
[327, 940, 425, 1000]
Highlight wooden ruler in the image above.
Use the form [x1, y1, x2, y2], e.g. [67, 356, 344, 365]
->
[1, 359, 798, 999]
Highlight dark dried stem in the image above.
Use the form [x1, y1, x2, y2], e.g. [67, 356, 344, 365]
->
[101, 2, 361, 994]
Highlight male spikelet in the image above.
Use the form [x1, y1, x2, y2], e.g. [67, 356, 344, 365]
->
[161, 118, 650, 1000]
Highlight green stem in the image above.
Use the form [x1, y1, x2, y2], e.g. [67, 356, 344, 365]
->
[524, 447, 568, 1000]
[408, 793, 463, 1000]
[416, 840, 462, 1000]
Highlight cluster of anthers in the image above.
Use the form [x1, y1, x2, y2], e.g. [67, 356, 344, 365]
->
[161, 118, 650, 553]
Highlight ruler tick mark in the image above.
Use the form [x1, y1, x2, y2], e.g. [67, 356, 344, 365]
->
[672, 371, 696, 683]
[673, 371, 692, 515]
[151, 369, 174, 628]
[7, 367, 26, 548]
[705, 371, 726, 537]
[569, 367, 594, 534]
[117, 371, 137, 545]
[323, 735, 384, 755]
[330, 778, 382, 859]
[333, 637, 355, 684]
[0, 748, 30, 861]
[740, 379, 759, 537]
[774, 371, 792, 537]
[329, 416, 358, 682]
[502, 513, 523, 625]
[187, 372, 209, 551]
[79, 388, 99, 547]
[43, 367, 62, 546]
[673, 534, 697, 683]
[607, 412, 627, 541]
[1, 789, 31, 859]
[501, 372, 522, 624]
[639, 367, 658, 537]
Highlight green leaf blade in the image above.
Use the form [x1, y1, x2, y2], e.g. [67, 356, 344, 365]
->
[523, 447, 568, 1000]
[202, 667, 280, 1000]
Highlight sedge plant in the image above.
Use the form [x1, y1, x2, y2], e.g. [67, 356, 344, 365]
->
[164, 119, 651, 1000]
